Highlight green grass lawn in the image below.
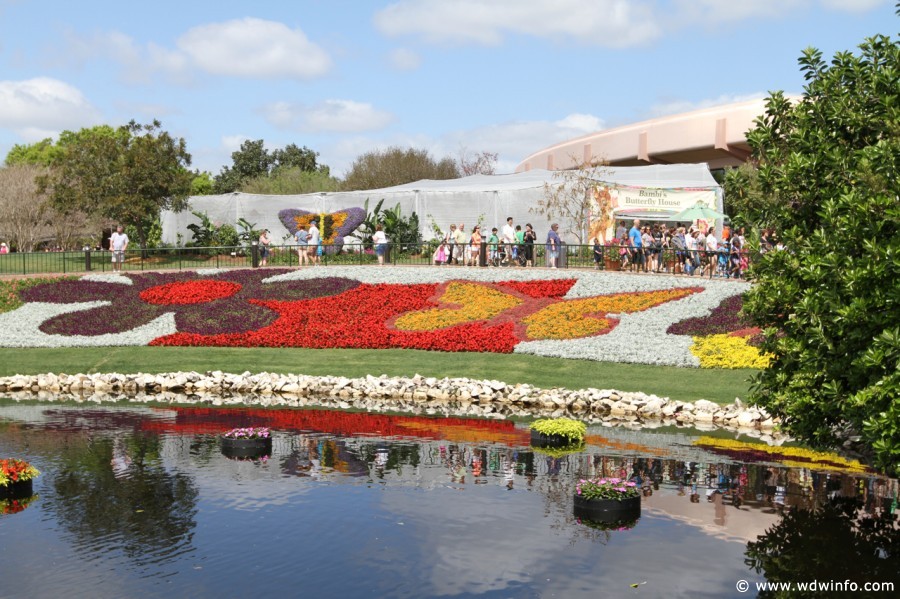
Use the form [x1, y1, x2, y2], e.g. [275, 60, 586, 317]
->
[0, 347, 755, 405]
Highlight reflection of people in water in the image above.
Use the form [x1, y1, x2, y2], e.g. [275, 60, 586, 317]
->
[547, 457, 562, 476]
[472, 450, 483, 477]
[111, 437, 132, 479]
[502, 450, 515, 490]
[443, 445, 466, 484]
[374, 446, 389, 475]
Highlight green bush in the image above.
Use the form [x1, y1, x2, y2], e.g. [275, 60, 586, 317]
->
[735, 32, 900, 475]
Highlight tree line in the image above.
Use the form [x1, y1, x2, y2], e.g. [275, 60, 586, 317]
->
[0, 127, 497, 251]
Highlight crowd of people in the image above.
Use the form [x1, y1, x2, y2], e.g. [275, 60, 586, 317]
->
[593, 219, 750, 278]
[428, 217, 564, 268]
[252, 215, 757, 277]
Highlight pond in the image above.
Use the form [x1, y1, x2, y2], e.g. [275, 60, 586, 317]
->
[1, 399, 897, 598]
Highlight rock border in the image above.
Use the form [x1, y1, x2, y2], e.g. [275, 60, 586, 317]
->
[0, 371, 784, 440]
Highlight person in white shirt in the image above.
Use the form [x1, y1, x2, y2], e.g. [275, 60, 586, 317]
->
[454, 223, 467, 265]
[372, 224, 388, 265]
[704, 230, 718, 276]
[501, 217, 516, 260]
[109, 225, 129, 272]
[307, 220, 321, 266]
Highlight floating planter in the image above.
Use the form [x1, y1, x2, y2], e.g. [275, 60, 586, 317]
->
[220, 427, 273, 459]
[530, 418, 587, 448]
[0, 458, 40, 500]
[573, 477, 641, 524]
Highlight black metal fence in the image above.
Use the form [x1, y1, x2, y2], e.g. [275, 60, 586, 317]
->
[0, 242, 752, 279]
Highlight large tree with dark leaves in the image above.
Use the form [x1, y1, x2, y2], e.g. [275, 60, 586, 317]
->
[43, 120, 193, 249]
[213, 140, 324, 193]
[736, 20, 899, 474]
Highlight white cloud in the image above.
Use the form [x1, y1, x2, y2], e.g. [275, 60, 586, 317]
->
[0, 78, 102, 140]
[388, 47, 422, 71]
[672, 0, 886, 24]
[221, 134, 250, 153]
[671, 0, 808, 23]
[374, 0, 661, 48]
[176, 18, 331, 79]
[319, 112, 605, 176]
[375, 0, 888, 46]
[819, 0, 886, 11]
[261, 99, 395, 133]
[646, 92, 768, 118]
[53, 18, 331, 84]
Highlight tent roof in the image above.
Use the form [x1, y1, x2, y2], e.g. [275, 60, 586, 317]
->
[356, 164, 719, 194]
[593, 163, 720, 189]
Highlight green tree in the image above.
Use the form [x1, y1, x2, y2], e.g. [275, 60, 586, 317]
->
[342, 146, 459, 191]
[190, 170, 214, 195]
[4, 138, 64, 166]
[213, 140, 324, 193]
[736, 30, 900, 474]
[42, 120, 193, 249]
[240, 166, 341, 195]
[271, 143, 320, 172]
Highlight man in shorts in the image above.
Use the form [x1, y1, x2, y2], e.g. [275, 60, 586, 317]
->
[307, 219, 321, 266]
[110, 225, 129, 272]
[295, 224, 309, 266]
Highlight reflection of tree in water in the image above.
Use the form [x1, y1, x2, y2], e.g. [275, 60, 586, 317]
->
[745, 497, 900, 595]
[46, 434, 198, 566]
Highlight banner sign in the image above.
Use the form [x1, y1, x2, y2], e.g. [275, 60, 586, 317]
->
[587, 184, 719, 244]
[609, 186, 716, 213]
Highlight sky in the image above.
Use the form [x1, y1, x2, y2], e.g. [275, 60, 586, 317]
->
[0, 0, 895, 177]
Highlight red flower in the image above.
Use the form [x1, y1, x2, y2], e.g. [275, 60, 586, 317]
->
[139, 280, 241, 305]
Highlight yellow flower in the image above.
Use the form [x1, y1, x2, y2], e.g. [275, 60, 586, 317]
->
[394, 282, 522, 331]
[690, 334, 771, 369]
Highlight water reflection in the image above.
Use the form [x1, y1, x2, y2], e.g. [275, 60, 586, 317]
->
[1, 400, 897, 598]
[45, 433, 199, 566]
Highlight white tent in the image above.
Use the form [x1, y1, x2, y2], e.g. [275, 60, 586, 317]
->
[160, 165, 722, 245]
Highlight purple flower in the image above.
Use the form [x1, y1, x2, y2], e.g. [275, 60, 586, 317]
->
[278, 207, 366, 253]
[667, 294, 751, 336]
[21, 270, 359, 337]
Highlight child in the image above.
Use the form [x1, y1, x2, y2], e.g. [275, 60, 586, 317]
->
[619, 239, 630, 269]
[592, 237, 602, 269]
[488, 227, 500, 265]
[433, 240, 447, 265]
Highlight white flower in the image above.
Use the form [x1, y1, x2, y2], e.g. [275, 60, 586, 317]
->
[81, 273, 133, 285]
[0, 302, 177, 348]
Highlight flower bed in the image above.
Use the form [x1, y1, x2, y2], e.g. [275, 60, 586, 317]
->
[0, 266, 763, 367]
[667, 294, 769, 368]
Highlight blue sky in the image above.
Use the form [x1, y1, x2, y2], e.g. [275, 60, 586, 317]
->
[0, 0, 894, 176]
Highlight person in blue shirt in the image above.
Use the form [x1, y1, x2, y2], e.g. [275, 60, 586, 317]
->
[295, 224, 309, 266]
[628, 219, 644, 272]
